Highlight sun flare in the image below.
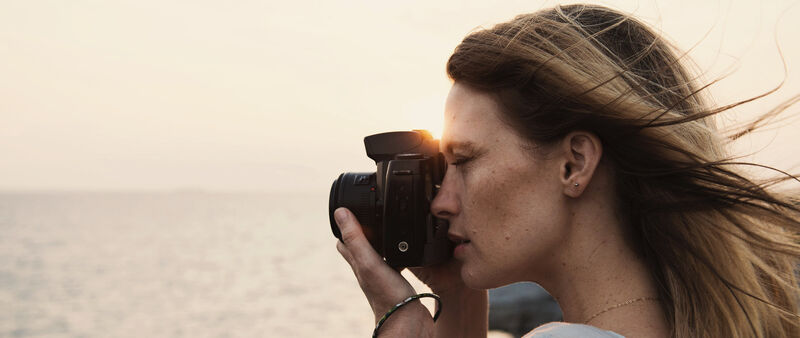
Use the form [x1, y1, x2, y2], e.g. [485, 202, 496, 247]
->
[402, 95, 447, 141]
[426, 116, 444, 140]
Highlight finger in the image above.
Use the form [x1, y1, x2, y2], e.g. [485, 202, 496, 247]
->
[336, 240, 354, 267]
[334, 207, 385, 268]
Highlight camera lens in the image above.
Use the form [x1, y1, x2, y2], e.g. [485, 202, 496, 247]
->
[329, 172, 381, 249]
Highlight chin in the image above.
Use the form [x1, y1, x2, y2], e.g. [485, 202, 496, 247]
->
[461, 267, 508, 290]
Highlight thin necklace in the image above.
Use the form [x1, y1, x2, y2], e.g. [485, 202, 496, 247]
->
[584, 297, 660, 324]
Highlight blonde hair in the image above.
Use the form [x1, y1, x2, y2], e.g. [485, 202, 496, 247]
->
[447, 4, 800, 337]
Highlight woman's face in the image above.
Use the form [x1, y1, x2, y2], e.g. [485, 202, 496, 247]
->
[432, 83, 572, 289]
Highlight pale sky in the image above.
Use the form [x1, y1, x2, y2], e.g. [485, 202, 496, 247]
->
[2, 0, 799, 194]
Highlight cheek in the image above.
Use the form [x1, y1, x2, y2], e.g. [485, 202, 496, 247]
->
[462, 164, 531, 235]
[465, 161, 565, 252]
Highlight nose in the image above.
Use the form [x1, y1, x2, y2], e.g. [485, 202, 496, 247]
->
[431, 174, 460, 220]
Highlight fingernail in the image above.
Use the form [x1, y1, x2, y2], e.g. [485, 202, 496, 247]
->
[334, 208, 348, 225]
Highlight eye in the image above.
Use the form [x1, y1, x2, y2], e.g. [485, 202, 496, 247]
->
[449, 156, 474, 166]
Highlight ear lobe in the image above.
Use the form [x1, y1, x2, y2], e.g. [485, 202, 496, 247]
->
[560, 131, 602, 198]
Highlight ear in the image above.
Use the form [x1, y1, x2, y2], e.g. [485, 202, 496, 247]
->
[558, 131, 602, 198]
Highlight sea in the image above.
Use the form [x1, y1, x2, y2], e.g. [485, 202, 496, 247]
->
[0, 192, 513, 338]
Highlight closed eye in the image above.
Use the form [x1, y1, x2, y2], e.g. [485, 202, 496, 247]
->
[449, 156, 474, 166]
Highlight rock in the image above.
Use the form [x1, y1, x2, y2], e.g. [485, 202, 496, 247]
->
[488, 282, 563, 338]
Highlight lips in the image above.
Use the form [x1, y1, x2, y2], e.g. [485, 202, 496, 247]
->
[449, 233, 471, 258]
[448, 233, 470, 245]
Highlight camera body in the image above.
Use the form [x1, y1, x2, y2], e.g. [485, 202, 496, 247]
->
[328, 130, 452, 267]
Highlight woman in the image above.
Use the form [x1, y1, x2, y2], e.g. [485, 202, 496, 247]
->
[334, 4, 800, 337]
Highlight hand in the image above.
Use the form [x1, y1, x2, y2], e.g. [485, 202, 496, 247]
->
[334, 208, 433, 335]
[408, 258, 466, 296]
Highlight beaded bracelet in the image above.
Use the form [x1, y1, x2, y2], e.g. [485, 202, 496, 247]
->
[372, 293, 442, 338]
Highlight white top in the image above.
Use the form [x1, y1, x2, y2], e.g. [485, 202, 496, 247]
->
[525, 322, 625, 337]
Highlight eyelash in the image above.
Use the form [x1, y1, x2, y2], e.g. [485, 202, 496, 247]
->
[449, 156, 473, 167]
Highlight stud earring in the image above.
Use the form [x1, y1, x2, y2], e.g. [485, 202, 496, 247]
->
[574, 183, 580, 187]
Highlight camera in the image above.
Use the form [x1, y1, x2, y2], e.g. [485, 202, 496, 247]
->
[328, 130, 453, 267]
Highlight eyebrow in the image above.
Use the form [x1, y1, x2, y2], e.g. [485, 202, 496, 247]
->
[443, 140, 476, 155]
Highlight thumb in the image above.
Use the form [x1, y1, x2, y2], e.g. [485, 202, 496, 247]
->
[334, 208, 384, 268]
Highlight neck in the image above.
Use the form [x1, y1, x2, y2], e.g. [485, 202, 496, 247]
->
[532, 196, 667, 334]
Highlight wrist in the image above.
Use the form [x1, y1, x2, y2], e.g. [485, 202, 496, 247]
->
[375, 300, 434, 337]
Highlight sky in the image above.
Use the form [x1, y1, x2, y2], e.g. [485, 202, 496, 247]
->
[1, 0, 799, 194]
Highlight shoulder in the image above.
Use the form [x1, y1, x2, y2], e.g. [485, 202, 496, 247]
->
[524, 322, 625, 338]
